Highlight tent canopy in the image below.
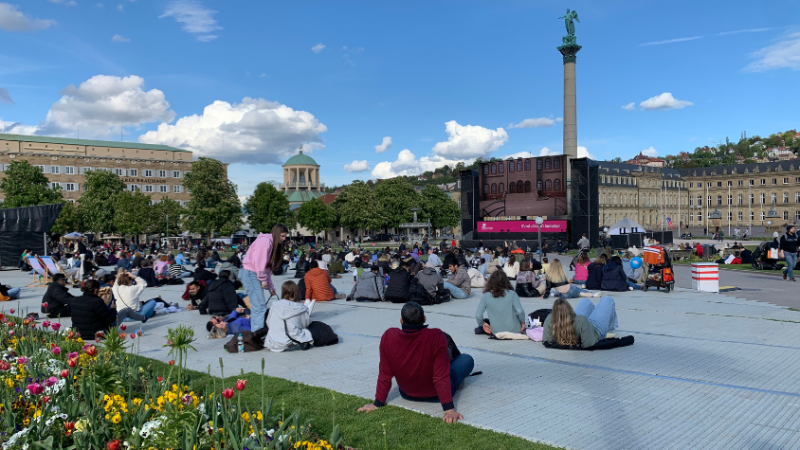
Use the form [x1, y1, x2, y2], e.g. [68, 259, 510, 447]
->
[607, 218, 645, 235]
[63, 232, 85, 239]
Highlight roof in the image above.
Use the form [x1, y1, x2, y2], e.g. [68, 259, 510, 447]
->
[283, 150, 319, 166]
[0, 133, 190, 152]
[319, 193, 339, 205]
[287, 190, 324, 203]
[679, 160, 800, 177]
[596, 160, 682, 176]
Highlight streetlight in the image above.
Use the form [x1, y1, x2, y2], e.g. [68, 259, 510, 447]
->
[535, 216, 544, 262]
[603, 227, 609, 254]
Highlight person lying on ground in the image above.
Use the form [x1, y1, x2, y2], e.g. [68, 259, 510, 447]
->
[71, 280, 117, 340]
[543, 297, 618, 348]
[348, 265, 386, 302]
[42, 273, 73, 318]
[0, 284, 20, 301]
[476, 271, 525, 335]
[545, 259, 600, 299]
[198, 270, 241, 316]
[358, 301, 474, 424]
[207, 307, 252, 338]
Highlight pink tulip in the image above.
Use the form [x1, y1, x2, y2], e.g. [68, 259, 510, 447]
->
[68, 352, 78, 359]
[42, 320, 51, 328]
[44, 376, 58, 387]
[52, 347, 61, 355]
[8, 330, 14, 336]
[17, 357, 28, 365]
[27, 383, 44, 395]
[51, 323, 61, 332]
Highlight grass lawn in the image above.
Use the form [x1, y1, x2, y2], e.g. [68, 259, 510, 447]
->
[163, 359, 561, 450]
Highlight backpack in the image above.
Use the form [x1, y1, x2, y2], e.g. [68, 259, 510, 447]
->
[433, 283, 451, 304]
[224, 330, 264, 353]
[409, 277, 432, 305]
[527, 309, 552, 328]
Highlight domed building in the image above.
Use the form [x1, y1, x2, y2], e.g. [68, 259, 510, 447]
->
[280, 150, 325, 207]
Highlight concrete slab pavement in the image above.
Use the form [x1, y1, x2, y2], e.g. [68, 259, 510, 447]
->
[4, 266, 800, 450]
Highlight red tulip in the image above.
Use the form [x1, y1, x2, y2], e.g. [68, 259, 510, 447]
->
[136, 329, 142, 336]
[235, 379, 247, 391]
[7, 322, 14, 328]
[118, 333, 126, 340]
[60, 370, 69, 378]
[168, 360, 175, 366]
[85, 346, 97, 357]
[9, 309, 14, 314]
[67, 358, 77, 368]
[107, 439, 121, 450]
[95, 331, 103, 340]
[41, 395, 50, 403]
[0, 361, 9, 371]
[67, 331, 74, 339]
[23, 319, 30, 326]
[51, 323, 61, 332]
[222, 388, 234, 399]
[64, 421, 75, 431]
[130, 333, 136, 339]
[157, 376, 163, 382]
[119, 324, 127, 331]
[41, 304, 48, 311]
[0, 313, 4, 320]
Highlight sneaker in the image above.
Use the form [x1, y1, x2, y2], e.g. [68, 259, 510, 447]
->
[334, 294, 346, 300]
[593, 292, 602, 298]
[628, 287, 634, 291]
[605, 332, 616, 339]
[581, 284, 586, 289]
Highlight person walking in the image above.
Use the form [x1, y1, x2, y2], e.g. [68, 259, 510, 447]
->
[781, 225, 798, 282]
[241, 224, 289, 333]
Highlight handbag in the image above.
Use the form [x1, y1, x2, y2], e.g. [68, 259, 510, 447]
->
[433, 283, 451, 304]
[224, 330, 264, 352]
[768, 248, 779, 260]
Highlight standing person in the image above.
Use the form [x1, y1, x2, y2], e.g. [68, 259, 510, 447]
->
[781, 225, 798, 282]
[577, 234, 590, 252]
[241, 224, 289, 333]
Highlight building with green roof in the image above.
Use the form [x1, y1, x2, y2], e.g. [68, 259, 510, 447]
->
[280, 150, 325, 206]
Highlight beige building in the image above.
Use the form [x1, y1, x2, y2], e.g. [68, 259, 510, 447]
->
[0, 133, 195, 205]
[598, 160, 800, 234]
[279, 150, 325, 206]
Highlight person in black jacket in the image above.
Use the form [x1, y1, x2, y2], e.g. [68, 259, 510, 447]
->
[601, 256, 638, 291]
[198, 270, 242, 316]
[780, 225, 799, 282]
[192, 260, 218, 284]
[585, 254, 606, 290]
[294, 255, 310, 279]
[136, 259, 159, 287]
[42, 274, 74, 318]
[385, 261, 412, 303]
[70, 280, 117, 340]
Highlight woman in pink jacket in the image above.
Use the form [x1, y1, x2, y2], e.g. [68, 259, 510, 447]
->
[241, 224, 289, 332]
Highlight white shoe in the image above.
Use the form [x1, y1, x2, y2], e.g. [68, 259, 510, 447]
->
[605, 332, 616, 339]
[307, 299, 316, 316]
[628, 287, 634, 291]
[593, 292, 602, 298]
[581, 284, 586, 289]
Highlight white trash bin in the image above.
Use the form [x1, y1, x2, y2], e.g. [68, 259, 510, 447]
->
[691, 263, 719, 293]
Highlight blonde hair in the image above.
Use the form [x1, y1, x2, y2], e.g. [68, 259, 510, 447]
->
[551, 298, 578, 346]
[545, 259, 568, 284]
[209, 326, 227, 339]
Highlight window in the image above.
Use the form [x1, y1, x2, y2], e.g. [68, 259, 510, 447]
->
[771, 193, 777, 204]
[750, 194, 754, 205]
[545, 159, 551, 170]
[509, 161, 515, 172]
[796, 192, 800, 203]
[63, 166, 75, 175]
[517, 160, 523, 171]
[751, 211, 755, 222]
[738, 212, 743, 221]
[144, 185, 154, 193]
[524, 181, 531, 192]
[490, 164, 496, 174]
[158, 170, 167, 178]
[785, 211, 790, 220]
[689, 196, 694, 206]
[554, 158, 560, 169]
[728, 212, 733, 221]
[491, 183, 497, 194]
[717, 182, 722, 187]
[49, 166, 59, 174]
[483, 184, 489, 194]
[516, 180, 523, 192]
[80, 167, 92, 174]
[696, 195, 702, 206]
[128, 185, 139, 192]
[797, 177, 800, 184]
[498, 163, 504, 174]
[797, 211, 800, 221]
[509, 182, 516, 193]
[172, 170, 181, 178]
[483, 165, 488, 175]
[707, 182, 712, 188]
[113, 168, 125, 176]
[761, 179, 766, 185]
[737, 194, 743, 205]
[498, 183, 504, 193]
[159, 185, 168, 193]
[129, 169, 138, 177]
[173, 185, 183, 193]
[554, 179, 561, 190]
[784, 193, 790, 204]
[144, 170, 153, 177]
[760, 193, 766, 204]
[707, 195, 711, 206]
[49, 182, 59, 190]
[727, 195, 732, 205]
[784, 178, 790, 184]
[761, 211, 765, 221]
[717, 195, 722, 205]
[772, 178, 777, 185]
[535, 159, 541, 171]
[738, 180, 743, 186]
[727, 181, 732, 187]
[697, 212, 702, 222]
[65, 183, 76, 191]
[545, 180, 552, 191]
[536, 180, 543, 190]
[749, 179, 755, 186]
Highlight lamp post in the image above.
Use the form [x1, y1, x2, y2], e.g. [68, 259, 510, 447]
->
[535, 216, 544, 262]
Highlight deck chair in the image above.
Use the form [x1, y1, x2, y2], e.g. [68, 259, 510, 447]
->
[27, 256, 50, 287]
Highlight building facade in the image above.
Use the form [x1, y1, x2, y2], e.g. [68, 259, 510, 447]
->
[279, 150, 325, 207]
[0, 134, 195, 205]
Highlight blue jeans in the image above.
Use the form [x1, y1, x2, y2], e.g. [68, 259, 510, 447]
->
[122, 299, 157, 322]
[477, 265, 486, 276]
[241, 268, 268, 333]
[626, 280, 642, 290]
[557, 284, 591, 299]
[330, 283, 338, 295]
[443, 282, 468, 299]
[574, 297, 618, 340]
[342, 261, 349, 270]
[399, 354, 475, 402]
[7, 287, 20, 299]
[785, 252, 797, 280]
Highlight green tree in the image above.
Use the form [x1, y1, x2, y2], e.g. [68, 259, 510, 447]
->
[243, 182, 295, 233]
[114, 190, 154, 238]
[374, 178, 420, 231]
[182, 157, 243, 242]
[50, 201, 81, 236]
[0, 160, 62, 208]
[152, 196, 186, 238]
[332, 181, 384, 236]
[78, 169, 126, 233]
[296, 198, 336, 242]
[420, 185, 460, 232]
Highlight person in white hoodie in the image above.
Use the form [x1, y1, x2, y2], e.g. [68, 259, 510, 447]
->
[112, 270, 156, 327]
[266, 280, 315, 352]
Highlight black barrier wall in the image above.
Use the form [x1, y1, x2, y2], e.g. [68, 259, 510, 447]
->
[0, 204, 63, 267]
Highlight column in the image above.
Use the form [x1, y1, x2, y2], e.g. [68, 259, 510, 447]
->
[558, 41, 581, 159]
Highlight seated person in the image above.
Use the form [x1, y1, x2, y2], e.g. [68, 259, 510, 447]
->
[107, 253, 119, 265]
[207, 307, 252, 338]
[385, 261, 412, 303]
[198, 270, 240, 316]
[416, 266, 443, 300]
[542, 297, 618, 348]
[41, 273, 73, 318]
[265, 280, 319, 352]
[70, 280, 117, 340]
[357, 301, 474, 424]
[514, 260, 544, 297]
[116, 253, 132, 271]
[329, 257, 345, 278]
[585, 254, 607, 290]
[175, 252, 188, 266]
[82, 257, 104, 280]
[740, 247, 753, 264]
[545, 260, 598, 299]
[476, 271, 526, 335]
[192, 261, 219, 284]
[136, 259, 159, 287]
[601, 256, 640, 291]
[442, 257, 471, 299]
[348, 265, 386, 302]
[112, 271, 155, 326]
[540, 257, 550, 275]
[170, 260, 193, 279]
[304, 261, 340, 302]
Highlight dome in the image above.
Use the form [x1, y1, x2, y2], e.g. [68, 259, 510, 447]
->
[283, 150, 319, 166]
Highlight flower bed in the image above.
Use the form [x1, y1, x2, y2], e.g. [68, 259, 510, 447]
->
[0, 308, 349, 450]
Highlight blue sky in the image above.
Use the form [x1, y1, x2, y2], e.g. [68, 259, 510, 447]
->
[0, 0, 798, 198]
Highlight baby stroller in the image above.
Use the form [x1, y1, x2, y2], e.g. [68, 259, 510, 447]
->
[640, 246, 675, 293]
[751, 242, 784, 271]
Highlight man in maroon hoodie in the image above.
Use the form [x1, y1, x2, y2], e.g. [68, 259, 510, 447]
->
[358, 302, 474, 423]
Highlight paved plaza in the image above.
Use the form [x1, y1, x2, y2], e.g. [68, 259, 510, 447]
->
[4, 266, 800, 450]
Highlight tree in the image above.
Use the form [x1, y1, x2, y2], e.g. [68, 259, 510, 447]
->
[296, 198, 336, 242]
[420, 185, 460, 232]
[332, 181, 384, 236]
[243, 182, 294, 233]
[152, 196, 186, 238]
[50, 201, 81, 236]
[114, 190, 155, 238]
[78, 169, 126, 233]
[374, 178, 420, 231]
[182, 157, 243, 242]
[0, 160, 62, 208]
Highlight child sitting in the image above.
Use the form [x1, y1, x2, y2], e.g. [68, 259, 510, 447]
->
[541, 257, 550, 275]
[265, 280, 338, 352]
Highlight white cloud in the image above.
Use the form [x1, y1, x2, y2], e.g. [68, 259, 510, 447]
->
[160, 0, 221, 42]
[139, 97, 327, 165]
[38, 75, 174, 136]
[744, 32, 800, 72]
[311, 43, 326, 53]
[0, 3, 56, 32]
[374, 136, 392, 153]
[342, 46, 364, 52]
[578, 146, 594, 159]
[344, 160, 369, 173]
[96, 3, 104, 7]
[371, 149, 468, 179]
[538, 147, 558, 156]
[48, 0, 78, 6]
[0, 119, 38, 135]
[639, 36, 702, 47]
[508, 117, 558, 129]
[639, 92, 693, 111]
[117, 4, 123, 11]
[431, 120, 508, 159]
[718, 28, 770, 36]
[621, 102, 635, 110]
[0, 88, 12, 104]
[641, 146, 658, 157]
[111, 34, 131, 43]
